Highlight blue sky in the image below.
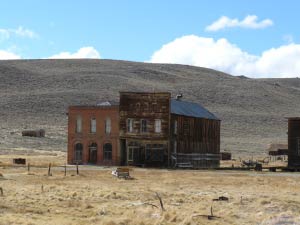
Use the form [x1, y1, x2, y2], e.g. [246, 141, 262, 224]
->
[1, 0, 300, 78]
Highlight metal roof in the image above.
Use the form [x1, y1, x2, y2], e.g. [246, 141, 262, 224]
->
[171, 99, 220, 120]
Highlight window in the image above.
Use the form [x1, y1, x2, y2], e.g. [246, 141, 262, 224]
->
[127, 119, 133, 132]
[155, 119, 162, 133]
[174, 120, 177, 134]
[103, 143, 112, 160]
[141, 119, 147, 133]
[90, 118, 96, 133]
[128, 148, 133, 161]
[152, 103, 157, 112]
[105, 118, 111, 134]
[76, 116, 82, 133]
[74, 143, 83, 161]
[145, 144, 164, 162]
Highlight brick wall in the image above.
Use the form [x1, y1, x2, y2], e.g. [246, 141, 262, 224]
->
[67, 105, 120, 166]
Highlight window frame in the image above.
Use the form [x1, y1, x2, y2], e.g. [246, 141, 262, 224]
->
[154, 119, 162, 133]
[103, 143, 112, 160]
[90, 118, 96, 133]
[74, 143, 83, 161]
[140, 119, 148, 133]
[76, 116, 82, 133]
[127, 118, 133, 133]
[128, 147, 134, 161]
[105, 118, 111, 134]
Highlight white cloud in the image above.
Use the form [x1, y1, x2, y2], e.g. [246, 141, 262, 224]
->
[150, 35, 300, 78]
[206, 15, 273, 31]
[0, 26, 38, 40]
[49, 46, 101, 59]
[0, 50, 21, 59]
[13, 26, 38, 38]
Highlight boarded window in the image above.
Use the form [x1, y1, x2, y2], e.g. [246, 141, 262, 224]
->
[76, 116, 82, 133]
[90, 118, 96, 133]
[103, 143, 112, 160]
[127, 119, 133, 132]
[74, 143, 83, 161]
[105, 118, 111, 134]
[141, 119, 147, 133]
[155, 119, 162, 133]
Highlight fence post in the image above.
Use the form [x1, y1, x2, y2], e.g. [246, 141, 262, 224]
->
[64, 164, 67, 176]
[27, 163, 30, 173]
[48, 163, 52, 176]
[76, 163, 79, 175]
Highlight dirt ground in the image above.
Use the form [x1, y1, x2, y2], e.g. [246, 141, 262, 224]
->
[1, 153, 300, 225]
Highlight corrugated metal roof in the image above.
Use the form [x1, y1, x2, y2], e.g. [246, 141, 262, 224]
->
[171, 99, 220, 120]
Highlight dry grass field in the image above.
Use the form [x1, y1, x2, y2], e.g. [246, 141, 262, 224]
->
[1, 153, 300, 225]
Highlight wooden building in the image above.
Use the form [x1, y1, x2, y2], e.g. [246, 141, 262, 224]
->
[119, 92, 170, 167]
[288, 117, 300, 168]
[119, 92, 221, 168]
[67, 102, 120, 166]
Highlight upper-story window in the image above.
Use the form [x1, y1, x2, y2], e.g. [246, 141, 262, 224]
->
[90, 118, 96, 133]
[155, 119, 162, 133]
[152, 103, 157, 112]
[141, 119, 148, 133]
[127, 118, 133, 133]
[174, 120, 177, 135]
[76, 116, 82, 133]
[105, 118, 111, 134]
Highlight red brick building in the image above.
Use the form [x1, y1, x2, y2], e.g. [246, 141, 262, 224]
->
[67, 102, 119, 165]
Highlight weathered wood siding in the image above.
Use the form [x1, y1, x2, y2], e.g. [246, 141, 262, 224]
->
[170, 114, 220, 168]
[119, 92, 171, 167]
[119, 92, 171, 139]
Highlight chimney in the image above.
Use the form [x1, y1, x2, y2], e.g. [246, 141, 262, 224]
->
[176, 93, 183, 101]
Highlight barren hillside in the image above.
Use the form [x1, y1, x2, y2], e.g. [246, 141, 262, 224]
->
[0, 59, 300, 156]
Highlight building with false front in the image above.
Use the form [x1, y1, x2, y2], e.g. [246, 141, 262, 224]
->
[119, 92, 221, 168]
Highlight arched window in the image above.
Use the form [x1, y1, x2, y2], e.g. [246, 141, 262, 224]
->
[76, 116, 82, 133]
[105, 118, 111, 134]
[103, 143, 112, 160]
[90, 118, 96, 133]
[74, 143, 83, 162]
[88, 142, 97, 163]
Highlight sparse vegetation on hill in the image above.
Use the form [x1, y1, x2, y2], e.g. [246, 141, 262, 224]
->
[0, 59, 300, 156]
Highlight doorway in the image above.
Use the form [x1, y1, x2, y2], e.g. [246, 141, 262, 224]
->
[88, 143, 97, 164]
